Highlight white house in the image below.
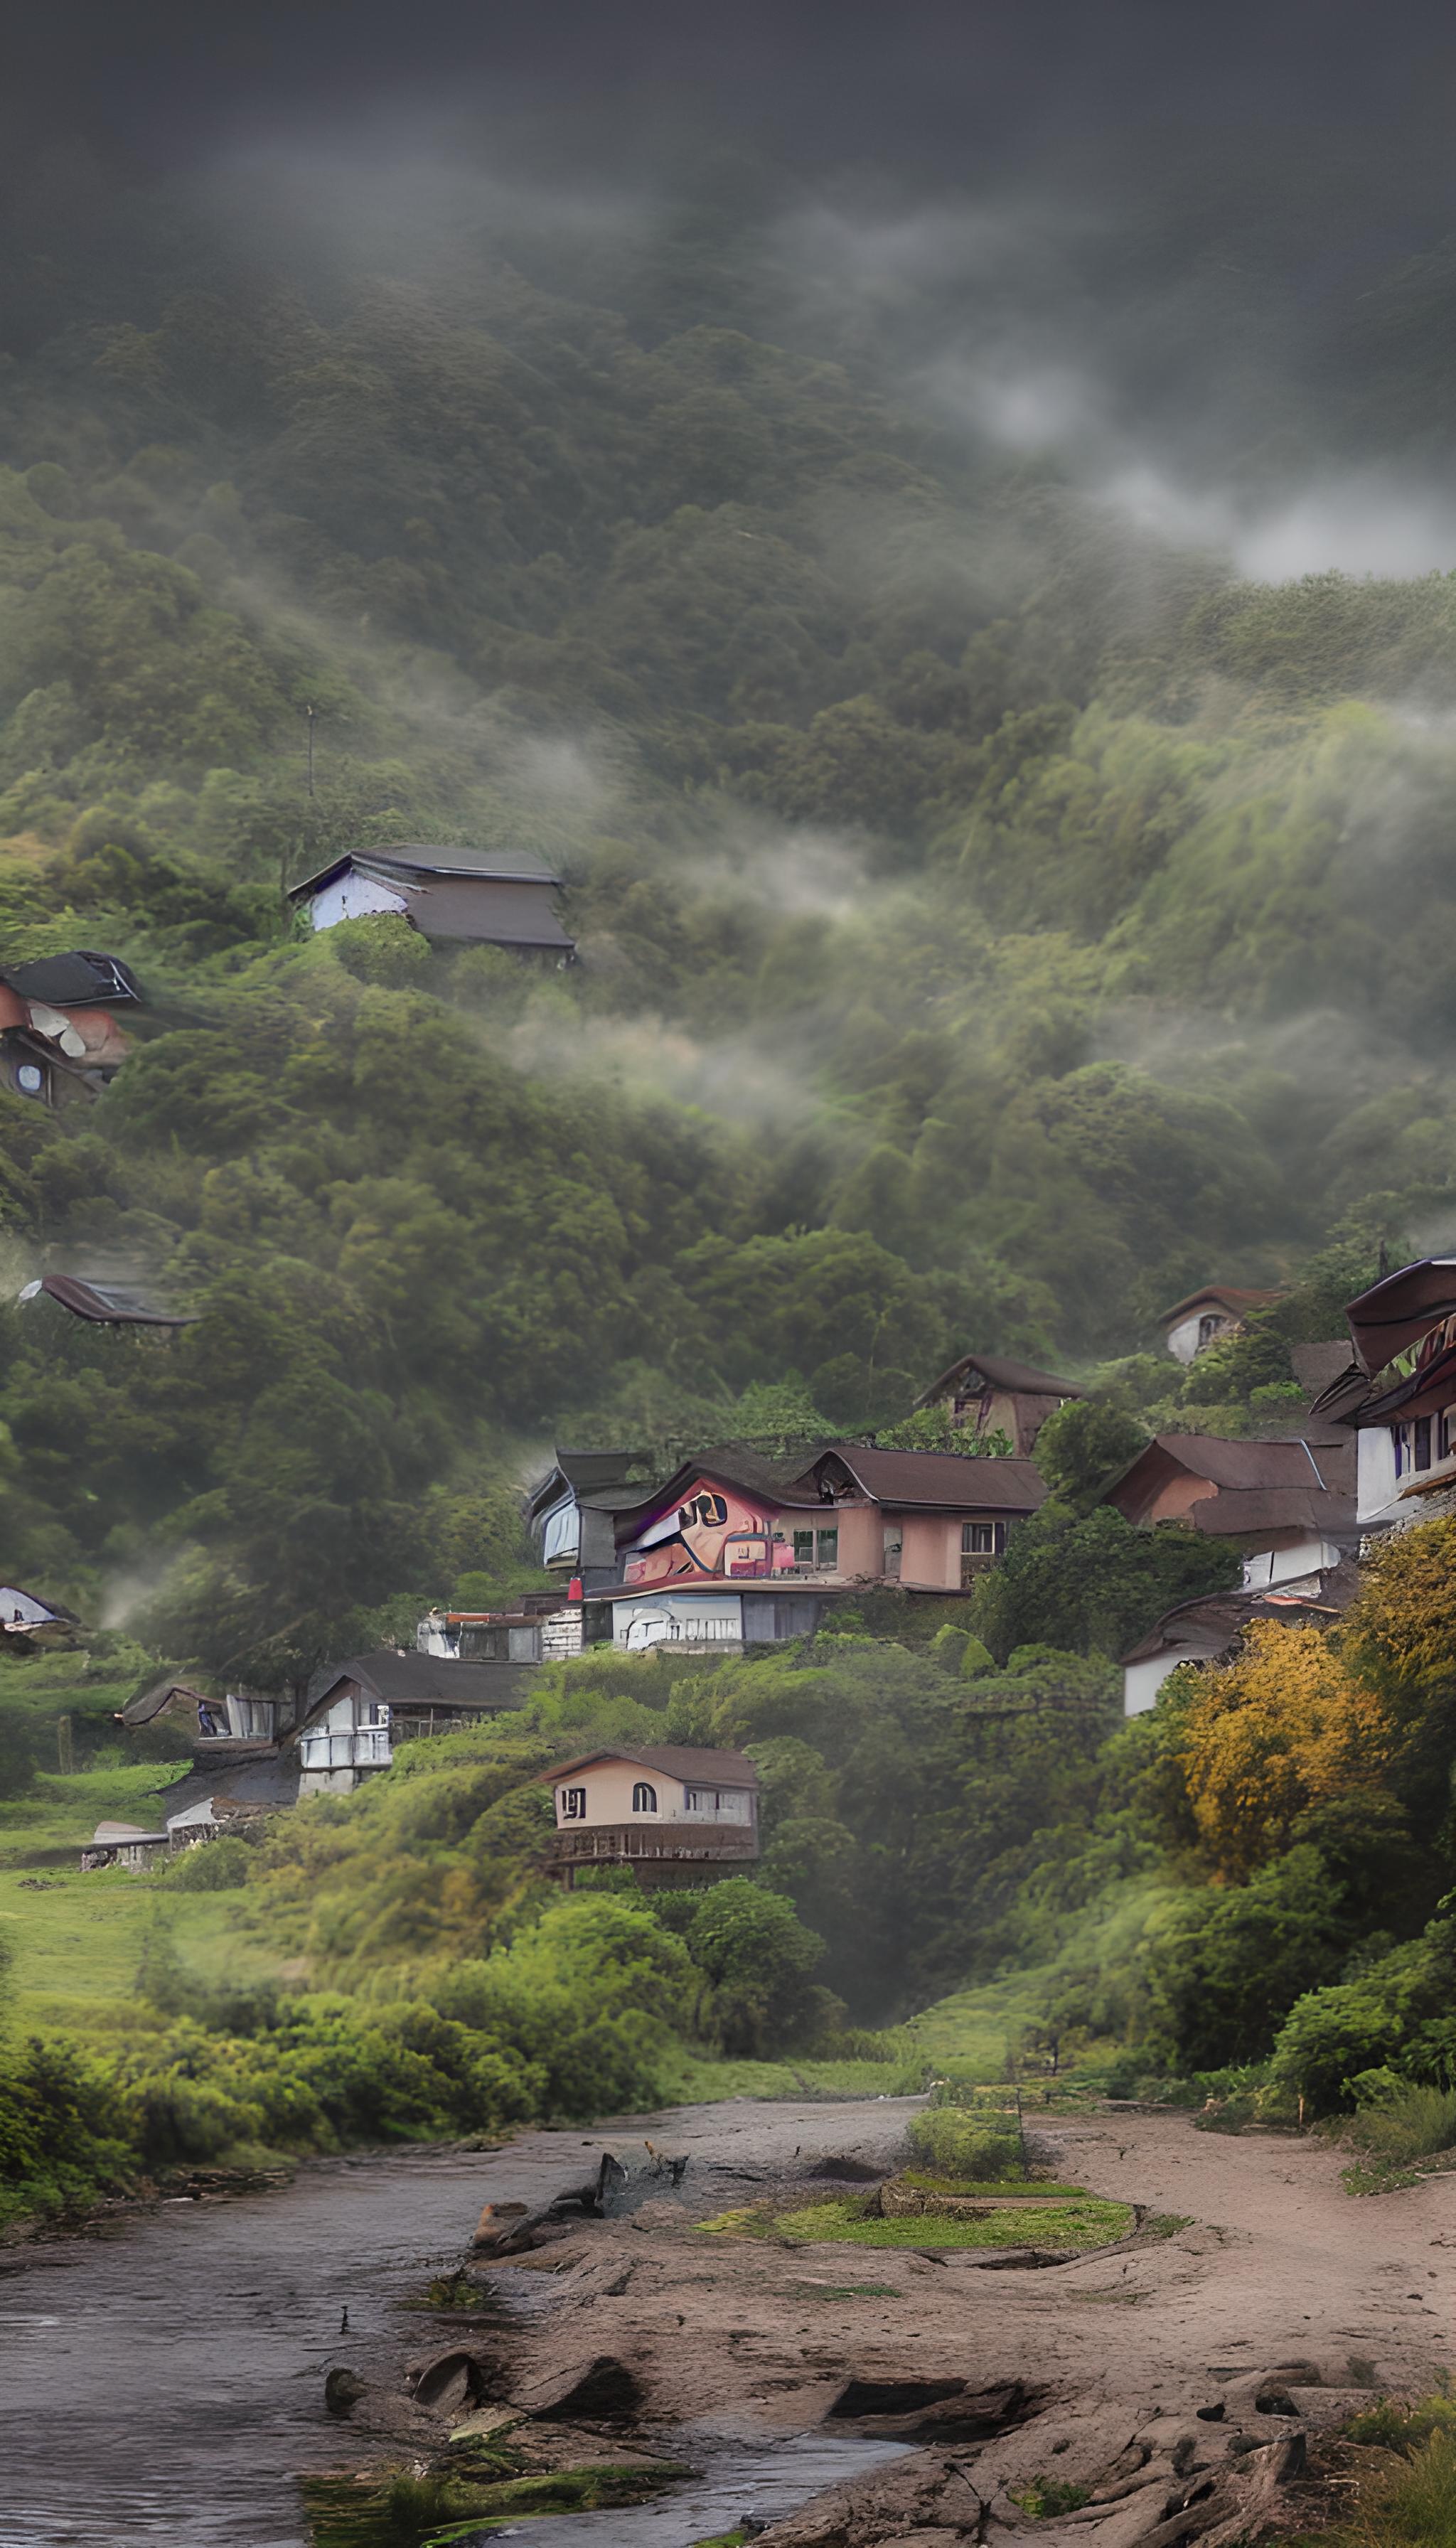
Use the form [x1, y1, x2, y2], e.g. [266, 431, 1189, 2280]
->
[1159, 1285, 1283, 1365]
[1325, 1258, 1456, 1535]
[287, 845, 575, 958]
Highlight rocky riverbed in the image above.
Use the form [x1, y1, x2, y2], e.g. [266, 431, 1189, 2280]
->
[326, 2098, 1456, 2546]
[2, 2096, 1454, 2544]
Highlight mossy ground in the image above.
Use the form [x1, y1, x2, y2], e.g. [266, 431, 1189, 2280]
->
[301, 2456, 690, 2545]
[697, 2190, 1134, 2250]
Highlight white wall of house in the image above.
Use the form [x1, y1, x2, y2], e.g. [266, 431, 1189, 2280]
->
[1165, 1310, 1236, 1364]
[1123, 1654, 1185, 1716]
[297, 1690, 391, 1792]
[552, 1759, 754, 1827]
[0, 1585, 60, 1624]
[305, 869, 410, 932]
[1240, 1536, 1341, 1592]
[1356, 1426, 1401, 1527]
[610, 1591, 744, 1652]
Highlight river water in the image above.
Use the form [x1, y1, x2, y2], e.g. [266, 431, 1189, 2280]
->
[0, 2103, 916, 2547]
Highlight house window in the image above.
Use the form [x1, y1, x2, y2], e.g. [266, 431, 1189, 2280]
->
[1197, 1313, 1221, 1347]
[883, 1522, 903, 1578]
[631, 1781, 658, 1813]
[963, 1521, 1007, 1556]
[560, 1786, 587, 1819]
[1442, 1410, 1454, 1462]
[15, 1064, 44, 1097]
[792, 1528, 839, 1568]
[1415, 1416, 1433, 1472]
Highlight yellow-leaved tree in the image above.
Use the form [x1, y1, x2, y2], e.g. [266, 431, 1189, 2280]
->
[1172, 1622, 1392, 1882]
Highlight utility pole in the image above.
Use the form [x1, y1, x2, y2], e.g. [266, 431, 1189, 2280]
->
[305, 703, 316, 798]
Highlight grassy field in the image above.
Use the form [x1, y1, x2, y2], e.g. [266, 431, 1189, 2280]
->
[0, 1863, 282, 2038]
[666, 1967, 1087, 2108]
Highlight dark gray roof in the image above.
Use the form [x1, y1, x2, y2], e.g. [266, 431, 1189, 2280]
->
[391, 872, 574, 949]
[917, 1351, 1083, 1406]
[611, 1450, 828, 1539]
[154, 1753, 301, 1819]
[289, 843, 562, 896]
[528, 1447, 652, 1521]
[23, 1273, 198, 1328]
[305, 1649, 534, 1718]
[0, 951, 141, 1007]
[119, 1677, 210, 1728]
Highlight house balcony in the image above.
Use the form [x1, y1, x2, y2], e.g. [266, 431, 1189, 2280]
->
[299, 1727, 392, 1772]
[546, 1823, 759, 1869]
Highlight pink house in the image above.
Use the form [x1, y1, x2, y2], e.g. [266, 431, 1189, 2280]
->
[599, 1444, 1047, 1650]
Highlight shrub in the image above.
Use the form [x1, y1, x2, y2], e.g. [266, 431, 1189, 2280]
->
[907, 2107, 1024, 2180]
[166, 1837, 255, 1891]
[1344, 2084, 1456, 2169]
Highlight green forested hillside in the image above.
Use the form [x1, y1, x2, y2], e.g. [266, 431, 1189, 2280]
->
[0, 173, 1455, 1668]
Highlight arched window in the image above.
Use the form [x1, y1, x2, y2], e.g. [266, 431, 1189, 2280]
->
[631, 1781, 658, 1814]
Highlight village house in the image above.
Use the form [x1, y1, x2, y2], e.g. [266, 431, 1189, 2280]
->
[1159, 1284, 1284, 1364]
[527, 1446, 656, 1586]
[287, 843, 576, 960]
[1118, 1568, 1359, 1718]
[117, 1678, 289, 1750]
[597, 1442, 1047, 1652]
[1315, 1256, 1456, 1536]
[415, 1591, 582, 1663]
[539, 1743, 759, 1887]
[0, 1584, 78, 1647]
[1101, 1430, 1356, 1594]
[81, 1751, 304, 1869]
[0, 949, 140, 1109]
[291, 1649, 533, 1793]
[913, 1350, 1083, 1455]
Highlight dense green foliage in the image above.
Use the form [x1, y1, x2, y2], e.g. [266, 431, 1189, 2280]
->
[0, 168, 1442, 1680]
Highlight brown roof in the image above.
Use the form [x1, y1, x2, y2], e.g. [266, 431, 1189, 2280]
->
[916, 1351, 1083, 1407]
[1106, 1432, 1351, 1502]
[1341, 1257, 1456, 1378]
[1160, 1285, 1283, 1327]
[537, 1743, 758, 1789]
[793, 1444, 1049, 1513]
[1185, 1485, 1355, 1538]
[119, 1678, 211, 1728]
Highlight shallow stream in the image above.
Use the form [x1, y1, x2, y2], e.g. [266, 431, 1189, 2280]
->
[0, 2109, 914, 2547]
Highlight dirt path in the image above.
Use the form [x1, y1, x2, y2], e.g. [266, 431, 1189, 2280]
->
[446, 2097, 1456, 2544]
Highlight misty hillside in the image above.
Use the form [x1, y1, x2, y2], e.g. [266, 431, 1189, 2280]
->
[4, 159, 1456, 1669]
